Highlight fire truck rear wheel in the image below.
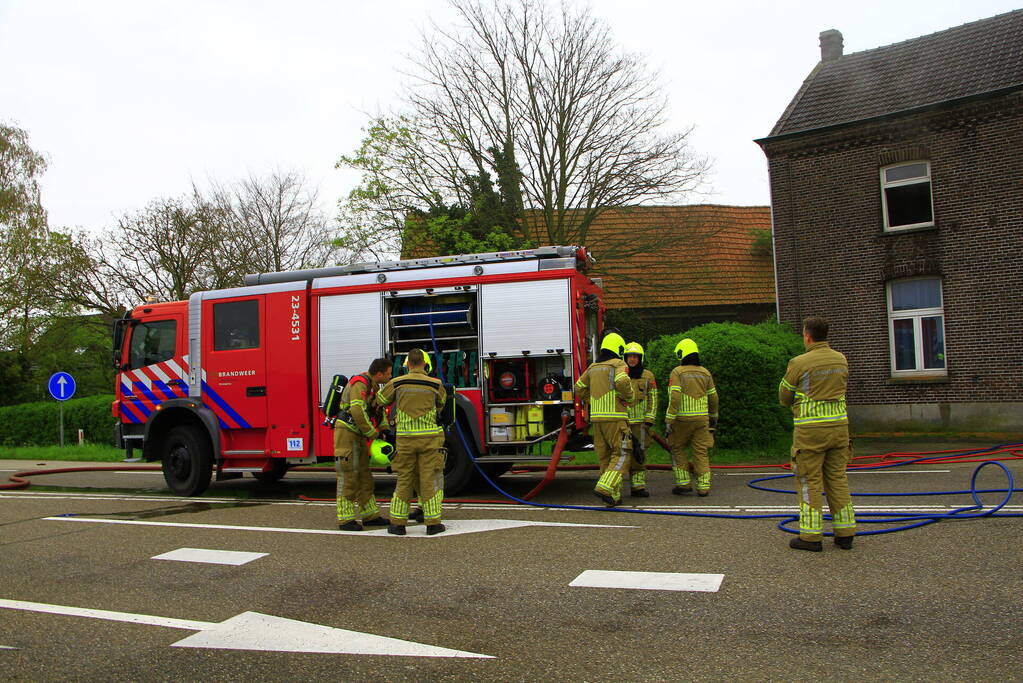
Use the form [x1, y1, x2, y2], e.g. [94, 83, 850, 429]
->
[161, 425, 213, 496]
[252, 459, 288, 483]
[444, 430, 476, 496]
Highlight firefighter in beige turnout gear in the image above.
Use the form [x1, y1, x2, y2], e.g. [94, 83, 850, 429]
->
[575, 332, 636, 506]
[334, 358, 393, 531]
[666, 338, 718, 496]
[624, 342, 657, 497]
[780, 316, 856, 551]
[376, 348, 448, 536]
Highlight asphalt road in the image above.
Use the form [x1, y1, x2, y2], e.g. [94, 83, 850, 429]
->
[1, 451, 1021, 682]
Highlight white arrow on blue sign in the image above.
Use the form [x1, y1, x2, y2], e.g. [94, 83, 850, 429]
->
[47, 372, 76, 401]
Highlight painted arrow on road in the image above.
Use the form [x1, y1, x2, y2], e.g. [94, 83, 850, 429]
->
[0, 599, 492, 658]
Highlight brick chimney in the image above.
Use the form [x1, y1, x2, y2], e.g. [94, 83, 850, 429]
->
[819, 29, 843, 62]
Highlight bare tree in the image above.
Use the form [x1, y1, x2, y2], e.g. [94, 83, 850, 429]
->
[97, 196, 222, 304]
[208, 170, 338, 275]
[338, 0, 708, 261]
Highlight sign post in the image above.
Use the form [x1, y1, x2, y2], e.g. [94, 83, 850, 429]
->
[47, 372, 76, 447]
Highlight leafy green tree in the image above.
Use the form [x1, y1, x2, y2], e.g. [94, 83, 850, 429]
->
[0, 122, 47, 233]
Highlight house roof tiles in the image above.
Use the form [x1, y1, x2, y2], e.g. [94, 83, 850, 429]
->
[556, 205, 775, 310]
[766, 9, 1023, 138]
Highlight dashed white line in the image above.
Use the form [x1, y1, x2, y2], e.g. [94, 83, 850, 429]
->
[570, 569, 724, 593]
[152, 548, 268, 565]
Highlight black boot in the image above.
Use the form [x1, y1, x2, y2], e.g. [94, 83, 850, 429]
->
[697, 490, 709, 497]
[593, 490, 617, 507]
[338, 520, 363, 531]
[789, 536, 822, 552]
[426, 523, 447, 535]
[672, 485, 692, 495]
[834, 536, 854, 550]
[387, 524, 406, 536]
[362, 517, 389, 527]
[630, 488, 650, 498]
[410, 508, 425, 523]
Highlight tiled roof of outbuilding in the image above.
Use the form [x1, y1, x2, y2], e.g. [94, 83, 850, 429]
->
[560, 205, 775, 310]
[766, 9, 1023, 138]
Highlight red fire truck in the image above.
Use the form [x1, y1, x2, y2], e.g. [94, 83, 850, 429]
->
[111, 246, 605, 497]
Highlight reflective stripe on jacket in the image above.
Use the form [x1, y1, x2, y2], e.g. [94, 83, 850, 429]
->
[340, 374, 378, 438]
[666, 365, 718, 421]
[779, 341, 848, 428]
[627, 370, 658, 424]
[376, 369, 446, 436]
[575, 358, 635, 422]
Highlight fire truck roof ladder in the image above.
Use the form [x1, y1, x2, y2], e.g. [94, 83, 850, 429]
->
[242, 246, 590, 286]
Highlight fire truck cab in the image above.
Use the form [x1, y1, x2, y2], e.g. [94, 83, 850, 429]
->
[112, 245, 604, 497]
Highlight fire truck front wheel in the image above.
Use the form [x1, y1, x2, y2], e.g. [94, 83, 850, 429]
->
[161, 425, 213, 496]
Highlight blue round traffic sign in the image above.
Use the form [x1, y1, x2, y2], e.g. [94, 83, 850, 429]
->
[48, 372, 76, 401]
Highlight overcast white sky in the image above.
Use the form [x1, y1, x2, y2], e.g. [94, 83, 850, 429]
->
[2, 0, 1020, 235]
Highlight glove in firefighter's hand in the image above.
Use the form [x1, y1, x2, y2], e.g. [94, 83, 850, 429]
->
[709, 417, 718, 433]
[664, 422, 673, 437]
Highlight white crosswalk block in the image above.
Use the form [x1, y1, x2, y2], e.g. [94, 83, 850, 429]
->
[152, 548, 268, 565]
[570, 570, 724, 593]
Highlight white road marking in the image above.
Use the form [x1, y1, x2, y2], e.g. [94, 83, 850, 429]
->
[720, 472, 783, 476]
[849, 470, 951, 474]
[0, 646, 17, 649]
[723, 469, 951, 476]
[0, 598, 211, 630]
[570, 570, 724, 593]
[0, 599, 491, 658]
[46, 517, 635, 537]
[152, 548, 268, 565]
[3, 490, 1018, 514]
[115, 471, 164, 475]
[172, 611, 493, 657]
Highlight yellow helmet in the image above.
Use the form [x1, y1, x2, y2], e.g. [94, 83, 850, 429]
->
[674, 338, 699, 360]
[369, 439, 394, 467]
[624, 341, 644, 359]
[600, 332, 626, 357]
[402, 349, 432, 373]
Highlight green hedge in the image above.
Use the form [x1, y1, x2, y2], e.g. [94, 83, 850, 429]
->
[646, 321, 804, 449]
[0, 394, 116, 447]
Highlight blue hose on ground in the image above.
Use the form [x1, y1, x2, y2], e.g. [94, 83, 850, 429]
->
[426, 318, 1022, 535]
[458, 417, 1023, 536]
[426, 318, 780, 521]
[749, 445, 1023, 535]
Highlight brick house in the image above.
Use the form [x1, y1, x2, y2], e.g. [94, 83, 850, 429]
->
[756, 10, 1023, 432]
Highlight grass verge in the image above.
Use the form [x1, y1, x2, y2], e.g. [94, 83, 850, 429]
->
[0, 444, 125, 462]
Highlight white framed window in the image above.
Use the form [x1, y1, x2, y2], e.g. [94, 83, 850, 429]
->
[887, 278, 946, 376]
[880, 161, 934, 231]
